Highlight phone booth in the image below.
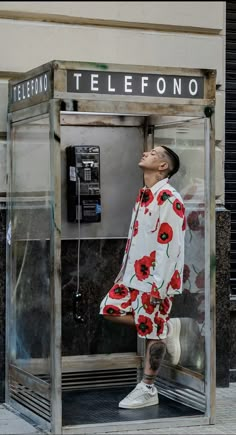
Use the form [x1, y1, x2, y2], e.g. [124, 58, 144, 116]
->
[6, 61, 216, 434]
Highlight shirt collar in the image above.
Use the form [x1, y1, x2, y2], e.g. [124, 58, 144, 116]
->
[145, 177, 169, 195]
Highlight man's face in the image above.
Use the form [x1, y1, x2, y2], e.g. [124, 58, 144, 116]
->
[138, 146, 168, 172]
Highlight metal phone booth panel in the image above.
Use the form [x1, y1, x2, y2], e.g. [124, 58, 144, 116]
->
[6, 61, 216, 434]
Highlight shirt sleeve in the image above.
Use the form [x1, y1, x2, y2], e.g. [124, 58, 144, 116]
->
[114, 197, 140, 283]
[150, 196, 185, 299]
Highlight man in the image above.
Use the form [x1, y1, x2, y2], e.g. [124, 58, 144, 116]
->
[100, 145, 185, 409]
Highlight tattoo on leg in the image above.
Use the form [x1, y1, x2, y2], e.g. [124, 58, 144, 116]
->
[149, 341, 166, 371]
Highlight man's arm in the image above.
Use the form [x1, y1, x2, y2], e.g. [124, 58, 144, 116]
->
[150, 195, 185, 300]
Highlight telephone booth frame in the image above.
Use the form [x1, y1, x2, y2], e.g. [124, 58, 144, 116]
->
[6, 61, 216, 434]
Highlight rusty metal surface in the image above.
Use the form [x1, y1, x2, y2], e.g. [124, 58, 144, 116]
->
[9, 365, 50, 399]
[60, 113, 145, 126]
[49, 99, 62, 434]
[8, 60, 216, 114]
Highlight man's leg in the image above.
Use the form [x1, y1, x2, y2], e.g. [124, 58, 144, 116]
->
[118, 339, 166, 409]
[118, 295, 172, 409]
[142, 339, 166, 384]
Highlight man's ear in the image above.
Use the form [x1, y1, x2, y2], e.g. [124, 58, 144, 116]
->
[160, 161, 168, 171]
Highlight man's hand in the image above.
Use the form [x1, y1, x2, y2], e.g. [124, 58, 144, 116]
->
[150, 296, 162, 306]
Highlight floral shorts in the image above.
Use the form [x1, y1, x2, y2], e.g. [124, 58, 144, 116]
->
[99, 282, 173, 340]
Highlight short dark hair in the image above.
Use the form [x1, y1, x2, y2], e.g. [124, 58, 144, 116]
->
[161, 145, 180, 178]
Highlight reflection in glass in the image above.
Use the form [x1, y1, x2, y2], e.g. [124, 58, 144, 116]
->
[9, 117, 51, 377]
[154, 119, 206, 375]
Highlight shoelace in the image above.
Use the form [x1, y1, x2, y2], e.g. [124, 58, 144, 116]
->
[126, 384, 154, 400]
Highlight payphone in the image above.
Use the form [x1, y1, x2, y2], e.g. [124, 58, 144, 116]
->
[66, 145, 101, 223]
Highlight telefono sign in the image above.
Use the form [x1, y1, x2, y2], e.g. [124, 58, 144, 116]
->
[67, 70, 204, 99]
[10, 69, 204, 104]
[11, 72, 50, 103]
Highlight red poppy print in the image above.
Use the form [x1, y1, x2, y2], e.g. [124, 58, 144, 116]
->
[134, 256, 151, 281]
[103, 305, 121, 316]
[141, 292, 155, 314]
[157, 189, 173, 205]
[187, 211, 204, 231]
[158, 223, 173, 244]
[182, 215, 187, 231]
[138, 188, 154, 207]
[154, 315, 165, 335]
[130, 289, 139, 302]
[173, 199, 185, 218]
[183, 264, 190, 283]
[121, 300, 131, 309]
[137, 315, 153, 336]
[133, 220, 139, 236]
[168, 270, 181, 290]
[160, 297, 171, 315]
[195, 270, 204, 289]
[109, 284, 128, 299]
[151, 282, 161, 298]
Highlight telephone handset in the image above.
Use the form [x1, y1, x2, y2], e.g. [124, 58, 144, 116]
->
[66, 145, 101, 223]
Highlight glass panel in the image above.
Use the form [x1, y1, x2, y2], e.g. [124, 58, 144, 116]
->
[154, 118, 206, 376]
[60, 124, 144, 359]
[8, 116, 52, 380]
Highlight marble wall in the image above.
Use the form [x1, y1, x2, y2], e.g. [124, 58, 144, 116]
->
[61, 239, 137, 356]
[229, 302, 236, 382]
[216, 207, 231, 387]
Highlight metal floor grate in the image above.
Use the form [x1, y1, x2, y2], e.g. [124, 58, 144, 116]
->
[62, 387, 203, 426]
[39, 368, 139, 391]
[10, 381, 50, 422]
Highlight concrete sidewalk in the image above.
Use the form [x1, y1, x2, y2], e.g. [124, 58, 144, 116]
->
[1, 383, 236, 434]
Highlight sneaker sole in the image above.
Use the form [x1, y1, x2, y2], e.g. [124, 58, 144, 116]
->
[118, 397, 159, 409]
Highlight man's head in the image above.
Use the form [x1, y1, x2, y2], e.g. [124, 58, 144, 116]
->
[138, 145, 180, 179]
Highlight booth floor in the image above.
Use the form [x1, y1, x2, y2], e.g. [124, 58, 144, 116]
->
[62, 387, 202, 425]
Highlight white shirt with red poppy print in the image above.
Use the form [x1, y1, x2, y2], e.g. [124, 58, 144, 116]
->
[115, 178, 186, 300]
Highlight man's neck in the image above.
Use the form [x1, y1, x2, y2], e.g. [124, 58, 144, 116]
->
[144, 172, 166, 188]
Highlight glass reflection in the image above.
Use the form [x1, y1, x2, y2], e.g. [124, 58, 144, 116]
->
[154, 118, 206, 375]
[9, 117, 51, 378]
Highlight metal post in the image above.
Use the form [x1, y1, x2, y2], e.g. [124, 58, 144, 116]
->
[49, 99, 62, 434]
[5, 113, 13, 405]
[204, 114, 216, 423]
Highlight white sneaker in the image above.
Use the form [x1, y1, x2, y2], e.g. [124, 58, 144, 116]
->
[166, 318, 181, 365]
[118, 382, 159, 409]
